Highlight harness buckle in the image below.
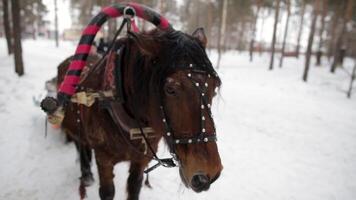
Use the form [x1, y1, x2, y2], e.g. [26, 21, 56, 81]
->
[123, 6, 136, 19]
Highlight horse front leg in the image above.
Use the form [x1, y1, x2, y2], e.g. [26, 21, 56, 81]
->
[126, 161, 149, 200]
[96, 151, 116, 200]
[74, 141, 94, 186]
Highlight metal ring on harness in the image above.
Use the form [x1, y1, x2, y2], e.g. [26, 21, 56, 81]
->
[123, 6, 136, 19]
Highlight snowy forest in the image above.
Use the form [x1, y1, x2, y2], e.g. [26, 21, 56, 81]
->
[1, 0, 356, 200]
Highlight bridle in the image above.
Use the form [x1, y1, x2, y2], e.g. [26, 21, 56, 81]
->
[162, 69, 217, 146]
[142, 64, 219, 173]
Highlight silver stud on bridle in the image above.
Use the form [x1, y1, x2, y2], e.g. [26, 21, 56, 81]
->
[143, 63, 219, 173]
[158, 63, 218, 161]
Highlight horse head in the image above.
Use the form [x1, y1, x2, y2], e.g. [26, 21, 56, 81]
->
[125, 28, 223, 192]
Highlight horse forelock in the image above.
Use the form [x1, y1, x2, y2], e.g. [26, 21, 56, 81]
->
[122, 29, 221, 117]
[142, 30, 219, 84]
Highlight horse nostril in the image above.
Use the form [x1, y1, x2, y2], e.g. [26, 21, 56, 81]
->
[191, 174, 210, 192]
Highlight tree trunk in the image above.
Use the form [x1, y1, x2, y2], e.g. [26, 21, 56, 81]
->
[303, 0, 320, 82]
[259, 9, 266, 55]
[279, 0, 291, 68]
[249, 2, 261, 62]
[295, 0, 305, 58]
[217, 0, 228, 69]
[237, 19, 246, 51]
[347, 59, 356, 98]
[206, 2, 213, 49]
[269, 0, 281, 70]
[330, 0, 354, 73]
[327, 5, 341, 61]
[54, 0, 59, 47]
[2, 0, 13, 55]
[316, 0, 327, 66]
[11, 0, 24, 76]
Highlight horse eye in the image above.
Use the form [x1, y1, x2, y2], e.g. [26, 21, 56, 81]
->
[165, 86, 177, 96]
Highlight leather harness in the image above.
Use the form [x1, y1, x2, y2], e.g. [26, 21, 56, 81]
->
[41, 7, 219, 172]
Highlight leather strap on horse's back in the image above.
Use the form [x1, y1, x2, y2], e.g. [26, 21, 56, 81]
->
[102, 44, 119, 90]
[114, 46, 126, 103]
[102, 41, 126, 103]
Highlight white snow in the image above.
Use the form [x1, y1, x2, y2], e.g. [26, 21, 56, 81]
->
[0, 39, 356, 200]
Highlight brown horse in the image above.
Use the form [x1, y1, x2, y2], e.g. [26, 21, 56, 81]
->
[56, 28, 223, 200]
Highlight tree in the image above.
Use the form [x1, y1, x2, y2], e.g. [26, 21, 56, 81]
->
[295, 0, 306, 58]
[2, 0, 12, 55]
[316, 0, 327, 66]
[279, 0, 291, 68]
[268, 0, 280, 70]
[54, 0, 59, 47]
[70, 0, 94, 28]
[206, 1, 214, 49]
[11, 0, 24, 76]
[249, 0, 262, 62]
[19, 0, 48, 38]
[330, 0, 354, 73]
[303, 0, 320, 82]
[229, 0, 254, 51]
[347, 59, 356, 98]
[326, 2, 342, 60]
[217, 0, 228, 68]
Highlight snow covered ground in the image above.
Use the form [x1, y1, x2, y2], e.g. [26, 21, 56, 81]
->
[0, 38, 356, 200]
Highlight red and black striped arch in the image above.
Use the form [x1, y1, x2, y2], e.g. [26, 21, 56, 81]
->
[58, 2, 172, 104]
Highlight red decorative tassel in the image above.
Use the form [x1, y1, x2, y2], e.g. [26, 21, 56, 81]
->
[79, 183, 87, 200]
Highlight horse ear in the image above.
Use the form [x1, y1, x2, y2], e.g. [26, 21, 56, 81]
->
[192, 27, 207, 48]
[128, 32, 158, 56]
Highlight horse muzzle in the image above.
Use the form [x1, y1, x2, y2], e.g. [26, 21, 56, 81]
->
[191, 173, 210, 192]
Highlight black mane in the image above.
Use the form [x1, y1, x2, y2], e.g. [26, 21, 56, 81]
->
[144, 29, 218, 75]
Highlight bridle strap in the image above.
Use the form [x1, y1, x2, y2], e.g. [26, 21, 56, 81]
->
[188, 76, 217, 134]
[144, 70, 219, 173]
[173, 135, 217, 144]
[157, 68, 218, 164]
[131, 102, 177, 173]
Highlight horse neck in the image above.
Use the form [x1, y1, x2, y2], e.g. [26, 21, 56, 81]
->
[121, 42, 151, 122]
